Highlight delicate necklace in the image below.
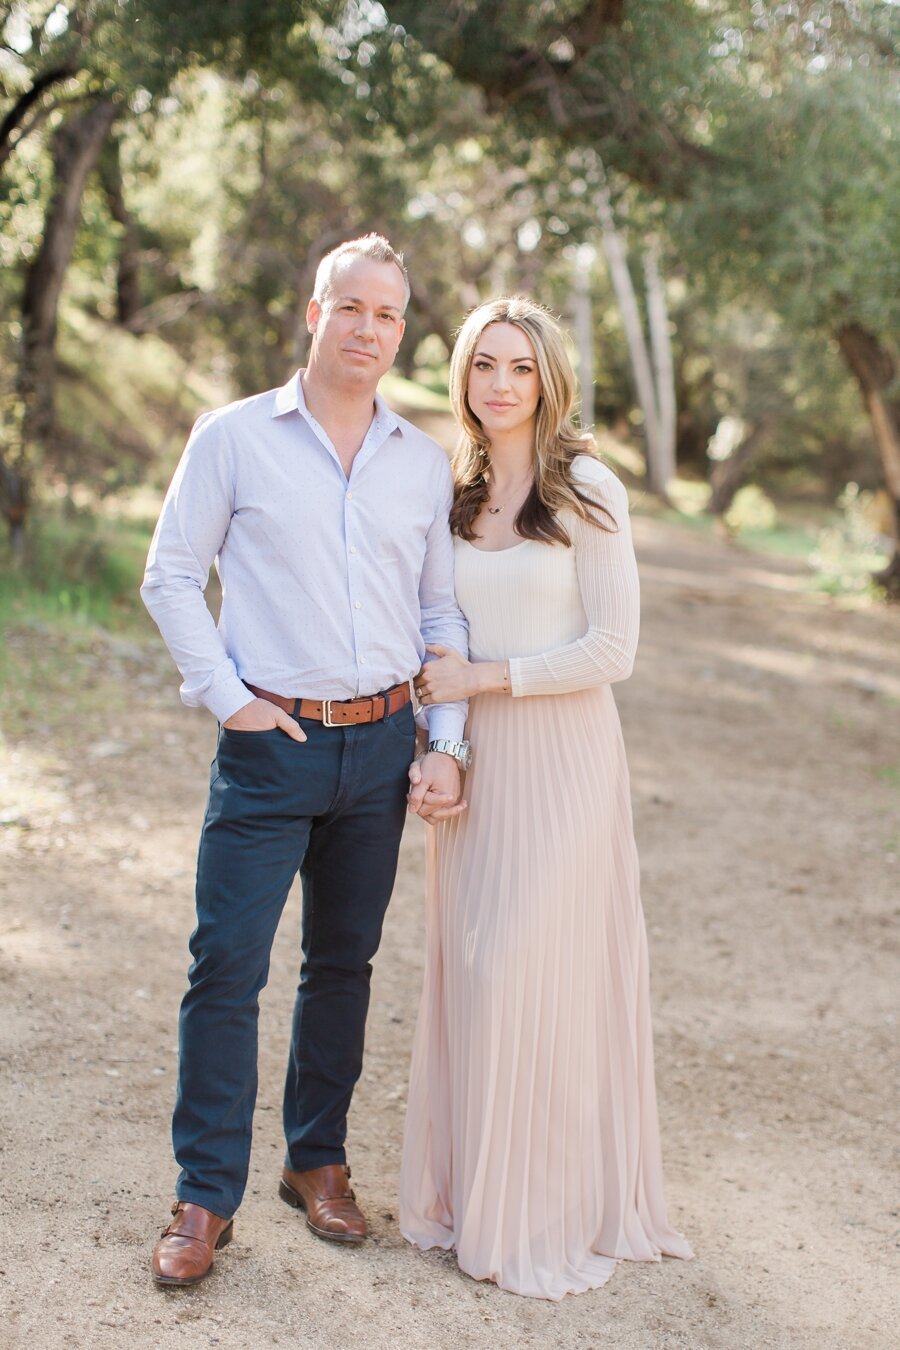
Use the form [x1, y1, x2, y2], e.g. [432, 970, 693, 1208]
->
[487, 475, 534, 514]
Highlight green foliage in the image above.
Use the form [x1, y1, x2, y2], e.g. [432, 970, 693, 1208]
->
[380, 0, 717, 191]
[725, 484, 778, 534]
[0, 501, 150, 629]
[673, 65, 899, 340]
[52, 307, 220, 489]
[672, 301, 878, 493]
[809, 481, 890, 597]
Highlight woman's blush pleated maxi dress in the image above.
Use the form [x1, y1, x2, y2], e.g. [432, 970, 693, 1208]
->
[399, 457, 693, 1300]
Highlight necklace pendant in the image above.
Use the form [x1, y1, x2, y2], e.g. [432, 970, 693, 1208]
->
[487, 505, 503, 514]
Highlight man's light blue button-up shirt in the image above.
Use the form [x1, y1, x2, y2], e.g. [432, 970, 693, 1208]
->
[141, 372, 468, 741]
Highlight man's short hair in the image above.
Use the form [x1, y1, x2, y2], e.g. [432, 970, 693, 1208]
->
[314, 234, 410, 312]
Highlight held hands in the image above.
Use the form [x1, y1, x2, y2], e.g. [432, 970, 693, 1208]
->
[223, 697, 306, 741]
[407, 752, 467, 826]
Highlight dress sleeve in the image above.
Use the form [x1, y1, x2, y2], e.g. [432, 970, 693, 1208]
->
[508, 465, 640, 697]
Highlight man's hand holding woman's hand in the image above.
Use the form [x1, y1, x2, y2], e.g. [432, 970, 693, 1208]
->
[407, 752, 467, 826]
[223, 697, 306, 741]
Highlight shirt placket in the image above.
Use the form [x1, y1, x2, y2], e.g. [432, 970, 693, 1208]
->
[296, 398, 398, 699]
[343, 482, 370, 694]
[342, 413, 398, 695]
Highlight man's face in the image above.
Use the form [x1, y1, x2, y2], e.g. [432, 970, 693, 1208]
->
[306, 257, 407, 390]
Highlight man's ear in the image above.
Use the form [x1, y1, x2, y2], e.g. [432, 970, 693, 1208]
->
[306, 296, 321, 334]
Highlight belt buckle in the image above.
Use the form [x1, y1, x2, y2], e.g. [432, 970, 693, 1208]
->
[321, 699, 337, 727]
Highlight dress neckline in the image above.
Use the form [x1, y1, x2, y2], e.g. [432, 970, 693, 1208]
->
[459, 538, 531, 556]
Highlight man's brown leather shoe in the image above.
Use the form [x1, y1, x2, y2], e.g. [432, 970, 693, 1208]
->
[279, 1164, 367, 1243]
[151, 1201, 234, 1287]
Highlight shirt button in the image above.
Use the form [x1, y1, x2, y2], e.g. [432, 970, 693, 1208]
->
[347, 491, 354, 500]
[350, 546, 357, 554]
[354, 601, 361, 609]
[360, 656, 367, 664]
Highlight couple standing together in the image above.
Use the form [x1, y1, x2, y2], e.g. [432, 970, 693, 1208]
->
[141, 233, 692, 1301]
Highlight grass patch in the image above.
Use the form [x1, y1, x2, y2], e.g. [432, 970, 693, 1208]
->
[0, 503, 152, 631]
[657, 507, 717, 534]
[0, 505, 161, 738]
[732, 524, 819, 558]
[644, 476, 889, 601]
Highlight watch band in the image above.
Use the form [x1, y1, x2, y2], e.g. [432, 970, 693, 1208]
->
[427, 738, 473, 771]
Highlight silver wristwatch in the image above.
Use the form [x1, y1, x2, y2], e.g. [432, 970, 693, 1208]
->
[427, 738, 473, 771]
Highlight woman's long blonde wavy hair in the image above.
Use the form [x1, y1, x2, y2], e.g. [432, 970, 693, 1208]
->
[448, 296, 614, 545]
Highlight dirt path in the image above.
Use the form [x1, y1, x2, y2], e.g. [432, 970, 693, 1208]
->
[1, 515, 898, 1349]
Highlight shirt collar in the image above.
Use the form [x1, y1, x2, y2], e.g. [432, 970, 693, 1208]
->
[272, 371, 402, 440]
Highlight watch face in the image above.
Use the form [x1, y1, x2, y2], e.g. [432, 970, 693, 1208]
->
[460, 745, 473, 771]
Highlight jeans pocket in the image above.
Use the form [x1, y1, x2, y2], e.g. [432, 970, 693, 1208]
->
[383, 702, 416, 743]
[217, 727, 288, 766]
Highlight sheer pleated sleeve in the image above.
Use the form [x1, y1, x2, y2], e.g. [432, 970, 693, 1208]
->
[508, 459, 640, 697]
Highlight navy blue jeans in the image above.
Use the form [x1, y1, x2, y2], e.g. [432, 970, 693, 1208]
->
[172, 702, 416, 1218]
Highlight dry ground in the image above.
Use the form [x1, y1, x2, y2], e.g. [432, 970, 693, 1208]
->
[1, 515, 898, 1349]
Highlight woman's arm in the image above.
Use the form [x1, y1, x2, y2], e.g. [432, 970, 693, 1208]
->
[415, 466, 639, 705]
[508, 470, 639, 696]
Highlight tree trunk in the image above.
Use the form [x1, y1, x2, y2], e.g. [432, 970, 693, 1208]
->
[0, 63, 76, 168]
[571, 245, 595, 430]
[594, 186, 672, 496]
[99, 135, 143, 328]
[0, 447, 29, 559]
[643, 235, 677, 489]
[706, 419, 770, 519]
[20, 98, 117, 440]
[835, 323, 900, 597]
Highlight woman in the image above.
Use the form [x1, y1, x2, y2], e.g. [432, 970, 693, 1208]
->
[399, 297, 692, 1300]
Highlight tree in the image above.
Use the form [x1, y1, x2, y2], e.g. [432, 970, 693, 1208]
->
[377, 0, 900, 587]
[0, 0, 331, 541]
[379, 0, 718, 194]
[673, 56, 900, 587]
[594, 184, 676, 495]
[20, 95, 118, 437]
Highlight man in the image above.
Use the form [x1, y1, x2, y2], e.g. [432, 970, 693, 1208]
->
[141, 234, 470, 1287]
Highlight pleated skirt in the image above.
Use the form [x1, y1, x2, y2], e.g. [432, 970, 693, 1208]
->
[399, 683, 693, 1300]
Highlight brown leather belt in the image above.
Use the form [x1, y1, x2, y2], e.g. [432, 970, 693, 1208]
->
[246, 680, 411, 727]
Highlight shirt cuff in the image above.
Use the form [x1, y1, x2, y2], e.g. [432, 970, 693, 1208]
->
[425, 706, 468, 743]
[201, 677, 257, 725]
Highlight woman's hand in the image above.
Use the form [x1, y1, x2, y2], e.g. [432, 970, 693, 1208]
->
[415, 646, 510, 704]
[414, 644, 479, 704]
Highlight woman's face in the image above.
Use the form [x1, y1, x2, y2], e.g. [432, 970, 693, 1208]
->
[466, 322, 541, 441]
